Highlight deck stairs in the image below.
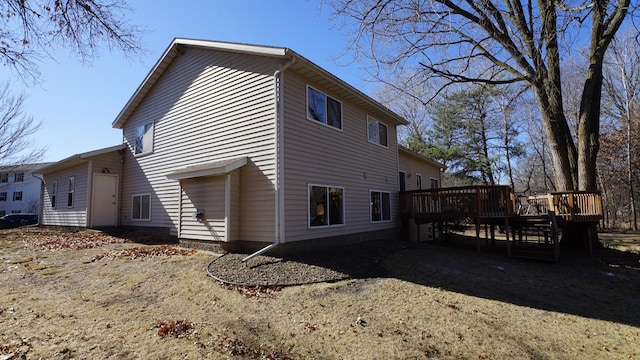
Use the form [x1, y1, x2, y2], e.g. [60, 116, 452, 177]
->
[510, 212, 560, 262]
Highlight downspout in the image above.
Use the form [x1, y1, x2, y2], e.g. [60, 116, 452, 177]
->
[242, 55, 296, 262]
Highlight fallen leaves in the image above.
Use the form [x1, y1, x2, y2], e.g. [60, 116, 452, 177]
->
[23, 231, 127, 251]
[155, 320, 194, 338]
[219, 283, 283, 298]
[91, 246, 196, 261]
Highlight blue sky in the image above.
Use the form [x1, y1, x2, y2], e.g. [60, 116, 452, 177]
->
[7, 1, 366, 162]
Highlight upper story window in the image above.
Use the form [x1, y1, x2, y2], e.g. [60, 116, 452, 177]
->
[0, 173, 7, 183]
[13, 191, 23, 201]
[14, 173, 24, 182]
[367, 117, 388, 147]
[307, 86, 342, 130]
[67, 176, 75, 207]
[0, 192, 6, 201]
[134, 122, 154, 155]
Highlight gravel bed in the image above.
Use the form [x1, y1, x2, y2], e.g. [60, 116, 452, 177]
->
[207, 239, 410, 286]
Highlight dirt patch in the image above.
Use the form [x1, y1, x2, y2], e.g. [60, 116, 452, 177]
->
[1, 227, 639, 359]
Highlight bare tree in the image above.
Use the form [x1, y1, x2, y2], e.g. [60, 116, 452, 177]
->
[0, 84, 45, 166]
[328, 0, 633, 192]
[0, 0, 143, 82]
[602, 29, 640, 230]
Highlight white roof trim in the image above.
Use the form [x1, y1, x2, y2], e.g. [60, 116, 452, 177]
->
[166, 157, 248, 180]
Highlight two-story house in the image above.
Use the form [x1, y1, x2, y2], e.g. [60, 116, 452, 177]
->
[0, 163, 50, 217]
[38, 38, 441, 254]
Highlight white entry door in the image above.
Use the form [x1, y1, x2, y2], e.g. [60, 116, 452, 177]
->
[91, 174, 118, 227]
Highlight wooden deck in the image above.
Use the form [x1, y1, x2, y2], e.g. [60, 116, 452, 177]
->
[400, 186, 603, 260]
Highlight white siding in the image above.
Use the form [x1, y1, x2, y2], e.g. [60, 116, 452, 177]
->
[281, 72, 400, 242]
[399, 151, 442, 191]
[179, 176, 226, 241]
[42, 165, 89, 227]
[119, 48, 280, 242]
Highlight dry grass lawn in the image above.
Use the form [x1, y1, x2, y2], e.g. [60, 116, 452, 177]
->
[1, 227, 639, 359]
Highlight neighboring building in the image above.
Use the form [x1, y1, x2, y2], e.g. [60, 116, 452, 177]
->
[0, 163, 51, 217]
[39, 38, 441, 254]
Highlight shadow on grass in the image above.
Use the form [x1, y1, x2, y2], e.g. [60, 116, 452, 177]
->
[211, 234, 640, 328]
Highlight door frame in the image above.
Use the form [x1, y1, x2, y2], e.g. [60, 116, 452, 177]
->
[90, 173, 119, 227]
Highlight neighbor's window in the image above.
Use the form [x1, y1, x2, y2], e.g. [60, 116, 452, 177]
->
[132, 194, 151, 220]
[370, 190, 391, 222]
[0, 210, 4, 217]
[14, 172, 24, 182]
[416, 174, 422, 190]
[13, 191, 23, 201]
[51, 181, 57, 208]
[67, 176, 74, 207]
[0, 192, 6, 201]
[0, 173, 7, 183]
[134, 122, 154, 154]
[367, 117, 388, 147]
[430, 178, 440, 189]
[308, 184, 344, 227]
[307, 86, 342, 129]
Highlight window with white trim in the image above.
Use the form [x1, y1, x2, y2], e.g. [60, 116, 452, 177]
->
[308, 184, 344, 227]
[0, 192, 6, 201]
[416, 174, 422, 190]
[13, 191, 22, 201]
[132, 194, 151, 220]
[67, 176, 74, 207]
[134, 122, 154, 155]
[367, 117, 388, 147]
[430, 178, 440, 189]
[370, 190, 391, 222]
[14, 172, 24, 182]
[0, 173, 7, 183]
[51, 181, 57, 208]
[307, 86, 342, 129]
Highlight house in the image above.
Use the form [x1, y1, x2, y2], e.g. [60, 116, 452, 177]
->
[36, 145, 125, 227]
[0, 163, 51, 217]
[39, 38, 442, 254]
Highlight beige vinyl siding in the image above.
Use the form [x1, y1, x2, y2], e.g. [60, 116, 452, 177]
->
[119, 48, 279, 242]
[281, 72, 400, 242]
[41, 165, 89, 227]
[399, 151, 442, 191]
[179, 176, 226, 241]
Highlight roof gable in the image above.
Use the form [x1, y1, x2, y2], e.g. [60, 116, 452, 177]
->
[112, 38, 408, 129]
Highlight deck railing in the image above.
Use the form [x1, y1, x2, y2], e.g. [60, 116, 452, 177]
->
[400, 185, 515, 221]
[401, 186, 602, 223]
[520, 191, 602, 222]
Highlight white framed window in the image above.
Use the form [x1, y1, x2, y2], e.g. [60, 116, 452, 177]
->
[13, 191, 23, 201]
[308, 184, 344, 227]
[307, 85, 342, 130]
[14, 173, 24, 182]
[416, 174, 422, 190]
[0, 192, 6, 201]
[67, 176, 74, 207]
[132, 194, 151, 220]
[134, 122, 154, 155]
[51, 181, 57, 208]
[0, 173, 7, 183]
[367, 117, 388, 147]
[370, 190, 391, 222]
[430, 178, 440, 189]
